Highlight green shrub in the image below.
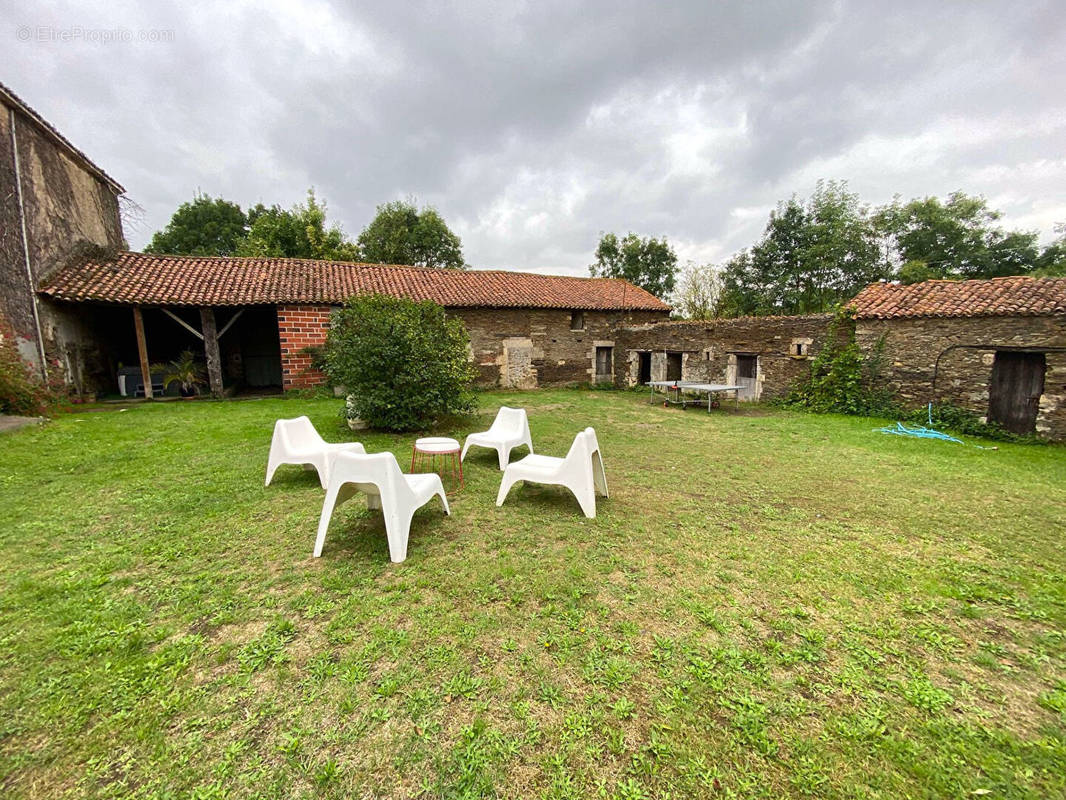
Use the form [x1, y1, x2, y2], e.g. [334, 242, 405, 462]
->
[324, 294, 477, 431]
[783, 307, 897, 416]
[0, 332, 50, 416]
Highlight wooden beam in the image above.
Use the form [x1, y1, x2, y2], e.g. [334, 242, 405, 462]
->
[217, 308, 245, 339]
[160, 307, 204, 340]
[133, 306, 153, 400]
[200, 307, 224, 397]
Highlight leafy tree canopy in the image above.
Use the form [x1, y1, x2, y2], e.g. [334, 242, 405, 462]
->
[589, 232, 678, 300]
[144, 194, 248, 256]
[874, 191, 1041, 282]
[323, 295, 477, 431]
[1029, 222, 1066, 278]
[357, 200, 465, 269]
[672, 262, 722, 320]
[718, 180, 887, 317]
[237, 189, 360, 261]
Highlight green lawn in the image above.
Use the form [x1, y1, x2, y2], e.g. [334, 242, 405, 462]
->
[1, 390, 1064, 799]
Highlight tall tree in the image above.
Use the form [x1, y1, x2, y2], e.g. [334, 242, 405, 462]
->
[1032, 223, 1066, 277]
[145, 194, 248, 256]
[717, 181, 886, 316]
[874, 191, 1040, 282]
[589, 232, 678, 300]
[357, 200, 465, 269]
[237, 189, 360, 261]
[672, 262, 722, 319]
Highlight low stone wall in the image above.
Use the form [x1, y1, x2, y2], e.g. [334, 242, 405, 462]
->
[614, 315, 832, 400]
[856, 315, 1066, 439]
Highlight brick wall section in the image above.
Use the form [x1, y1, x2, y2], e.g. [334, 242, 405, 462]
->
[277, 305, 332, 389]
[856, 315, 1066, 439]
[614, 315, 833, 400]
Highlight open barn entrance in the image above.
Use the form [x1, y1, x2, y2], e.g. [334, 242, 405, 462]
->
[58, 302, 283, 397]
[988, 351, 1045, 434]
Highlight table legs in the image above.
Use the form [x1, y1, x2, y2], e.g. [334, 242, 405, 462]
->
[411, 447, 464, 493]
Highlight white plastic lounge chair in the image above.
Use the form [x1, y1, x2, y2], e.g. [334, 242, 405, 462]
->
[461, 406, 534, 470]
[495, 427, 608, 518]
[315, 451, 450, 562]
[265, 416, 366, 490]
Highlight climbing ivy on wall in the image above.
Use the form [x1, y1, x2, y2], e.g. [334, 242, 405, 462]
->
[783, 307, 897, 416]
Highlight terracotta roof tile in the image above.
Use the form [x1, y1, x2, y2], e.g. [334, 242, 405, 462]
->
[849, 276, 1066, 320]
[38, 251, 672, 312]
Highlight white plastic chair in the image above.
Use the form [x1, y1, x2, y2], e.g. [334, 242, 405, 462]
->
[461, 406, 534, 470]
[265, 416, 366, 490]
[315, 451, 450, 562]
[495, 427, 608, 518]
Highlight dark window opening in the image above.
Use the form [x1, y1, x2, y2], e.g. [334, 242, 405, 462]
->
[570, 310, 585, 330]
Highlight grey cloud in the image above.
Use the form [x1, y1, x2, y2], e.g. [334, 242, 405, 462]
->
[3, 0, 1064, 274]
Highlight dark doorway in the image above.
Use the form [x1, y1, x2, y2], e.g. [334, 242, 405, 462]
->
[228, 306, 283, 388]
[988, 351, 1045, 433]
[735, 354, 758, 400]
[638, 351, 651, 384]
[666, 352, 683, 381]
[595, 346, 613, 382]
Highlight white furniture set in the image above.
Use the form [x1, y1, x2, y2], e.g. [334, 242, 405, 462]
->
[265, 407, 608, 563]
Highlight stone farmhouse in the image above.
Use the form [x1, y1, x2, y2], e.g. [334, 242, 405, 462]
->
[3, 79, 1064, 439]
[850, 277, 1066, 439]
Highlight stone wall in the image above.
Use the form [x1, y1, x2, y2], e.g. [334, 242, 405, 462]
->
[277, 304, 668, 391]
[614, 315, 832, 400]
[461, 307, 665, 388]
[0, 99, 123, 386]
[856, 315, 1066, 439]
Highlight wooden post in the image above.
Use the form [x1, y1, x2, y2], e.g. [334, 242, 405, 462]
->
[132, 305, 153, 399]
[200, 307, 224, 397]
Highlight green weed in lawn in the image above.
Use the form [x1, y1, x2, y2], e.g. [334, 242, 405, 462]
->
[0, 390, 1064, 798]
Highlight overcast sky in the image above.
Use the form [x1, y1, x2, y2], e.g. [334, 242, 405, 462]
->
[5, 1, 1065, 275]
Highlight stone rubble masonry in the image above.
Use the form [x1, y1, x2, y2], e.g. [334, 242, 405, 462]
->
[856, 314, 1066, 440]
[0, 95, 123, 388]
[614, 315, 833, 401]
[276, 304, 668, 391]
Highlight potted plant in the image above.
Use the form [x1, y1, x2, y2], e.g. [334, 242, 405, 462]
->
[164, 350, 206, 398]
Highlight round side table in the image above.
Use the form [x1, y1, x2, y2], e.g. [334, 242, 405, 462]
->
[411, 436, 464, 493]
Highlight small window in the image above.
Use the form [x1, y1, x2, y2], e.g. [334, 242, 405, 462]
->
[595, 346, 613, 378]
[570, 310, 585, 331]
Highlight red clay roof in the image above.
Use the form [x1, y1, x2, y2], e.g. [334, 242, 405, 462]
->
[38, 251, 672, 312]
[849, 276, 1066, 320]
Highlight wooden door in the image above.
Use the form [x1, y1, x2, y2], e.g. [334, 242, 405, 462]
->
[736, 354, 757, 400]
[988, 351, 1045, 434]
[666, 352, 683, 382]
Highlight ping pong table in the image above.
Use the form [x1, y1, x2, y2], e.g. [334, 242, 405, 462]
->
[646, 380, 745, 412]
